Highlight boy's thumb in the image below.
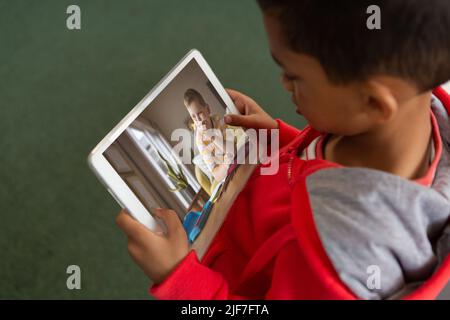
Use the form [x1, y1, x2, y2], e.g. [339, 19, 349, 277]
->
[152, 208, 182, 236]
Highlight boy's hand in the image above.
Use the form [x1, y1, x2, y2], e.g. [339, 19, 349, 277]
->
[224, 89, 278, 130]
[115, 208, 189, 284]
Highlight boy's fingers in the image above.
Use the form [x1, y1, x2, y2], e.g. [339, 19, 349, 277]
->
[116, 210, 140, 237]
[127, 240, 141, 260]
[226, 89, 247, 113]
[116, 210, 156, 242]
[152, 208, 183, 238]
[225, 114, 263, 129]
[225, 88, 241, 101]
[224, 114, 250, 128]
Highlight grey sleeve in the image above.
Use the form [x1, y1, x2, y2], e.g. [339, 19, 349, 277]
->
[305, 167, 450, 300]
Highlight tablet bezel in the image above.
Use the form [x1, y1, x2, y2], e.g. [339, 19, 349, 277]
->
[87, 49, 241, 231]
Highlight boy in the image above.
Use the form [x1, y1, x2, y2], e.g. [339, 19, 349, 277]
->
[184, 88, 238, 183]
[116, 0, 450, 299]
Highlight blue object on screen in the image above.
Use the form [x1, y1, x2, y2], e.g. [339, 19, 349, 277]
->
[183, 200, 214, 244]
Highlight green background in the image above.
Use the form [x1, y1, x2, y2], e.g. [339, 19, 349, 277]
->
[0, 0, 305, 299]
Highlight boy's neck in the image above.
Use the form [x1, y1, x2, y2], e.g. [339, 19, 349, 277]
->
[324, 92, 433, 180]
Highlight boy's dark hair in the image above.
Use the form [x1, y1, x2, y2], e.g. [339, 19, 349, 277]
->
[257, 0, 450, 91]
[184, 88, 207, 107]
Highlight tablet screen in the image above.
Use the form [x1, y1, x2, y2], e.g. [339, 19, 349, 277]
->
[102, 58, 248, 225]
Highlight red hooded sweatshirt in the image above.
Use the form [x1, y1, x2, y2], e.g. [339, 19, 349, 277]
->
[150, 87, 450, 300]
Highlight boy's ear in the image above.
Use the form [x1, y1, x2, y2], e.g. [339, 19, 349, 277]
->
[360, 79, 399, 124]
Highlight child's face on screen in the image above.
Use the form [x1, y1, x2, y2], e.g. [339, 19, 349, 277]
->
[185, 100, 212, 130]
[263, 14, 378, 136]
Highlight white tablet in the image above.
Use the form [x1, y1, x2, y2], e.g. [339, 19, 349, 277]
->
[87, 49, 245, 232]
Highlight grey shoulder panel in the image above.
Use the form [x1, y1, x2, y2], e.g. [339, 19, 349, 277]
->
[305, 167, 450, 299]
